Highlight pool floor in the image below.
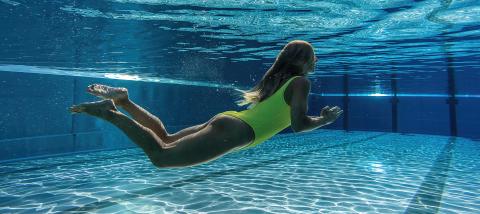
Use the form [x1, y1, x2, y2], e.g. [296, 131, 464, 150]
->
[0, 130, 479, 213]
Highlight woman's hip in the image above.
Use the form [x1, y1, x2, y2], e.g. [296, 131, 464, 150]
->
[213, 111, 255, 145]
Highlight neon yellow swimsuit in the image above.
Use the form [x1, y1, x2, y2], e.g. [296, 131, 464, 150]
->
[220, 75, 302, 151]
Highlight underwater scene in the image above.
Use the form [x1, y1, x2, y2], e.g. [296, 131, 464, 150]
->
[1, 0, 479, 213]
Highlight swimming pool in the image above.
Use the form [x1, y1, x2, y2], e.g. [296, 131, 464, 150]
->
[1, 130, 478, 213]
[1, 0, 480, 213]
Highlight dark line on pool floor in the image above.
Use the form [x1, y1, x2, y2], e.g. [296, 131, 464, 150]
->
[64, 133, 387, 212]
[404, 137, 456, 214]
[0, 150, 142, 176]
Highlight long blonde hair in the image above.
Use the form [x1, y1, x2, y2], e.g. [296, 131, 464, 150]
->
[235, 40, 315, 108]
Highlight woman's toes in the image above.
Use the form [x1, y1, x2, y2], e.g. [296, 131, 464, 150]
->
[87, 84, 98, 93]
[68, 100, 117, 116]
[68, 105, 85, 114]
[85, 84, 128, 102]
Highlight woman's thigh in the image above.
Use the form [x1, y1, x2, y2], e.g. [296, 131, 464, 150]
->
[166, 123, 207, 143]
[153, 116, 252, 167]
[165, 114, 221, 143]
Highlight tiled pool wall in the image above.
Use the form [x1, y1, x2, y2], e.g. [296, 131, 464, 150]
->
[0, 71, 243, 162]
[316, 72, 480, 140]
[1, 71, 479, 162]
[315, 96, 479, 138]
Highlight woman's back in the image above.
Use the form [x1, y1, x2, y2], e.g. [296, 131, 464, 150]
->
[222, 75, 303, 150]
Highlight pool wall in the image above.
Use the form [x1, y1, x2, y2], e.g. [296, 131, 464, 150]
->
[0, 71, 245, 162]
[316, 71, 479, 139]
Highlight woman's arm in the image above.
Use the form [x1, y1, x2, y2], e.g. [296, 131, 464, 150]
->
[290, 77, 343, 133]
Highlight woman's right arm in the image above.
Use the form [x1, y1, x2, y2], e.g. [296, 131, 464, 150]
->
[290, 77, 342, 133]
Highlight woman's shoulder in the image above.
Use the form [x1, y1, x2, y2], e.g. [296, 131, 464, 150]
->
[290, 76, 310, 88]
[284, 76, 310, 105]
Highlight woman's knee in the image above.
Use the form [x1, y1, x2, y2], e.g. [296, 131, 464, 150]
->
[148, 152, 173, 168]
[147, 148, 191, 168]
[150, 155, 195, 168]
[162, 135, 175, 144]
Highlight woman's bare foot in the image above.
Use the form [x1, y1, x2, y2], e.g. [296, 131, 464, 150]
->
[86, 84, 129, 106]
[69, 99, 118, 118]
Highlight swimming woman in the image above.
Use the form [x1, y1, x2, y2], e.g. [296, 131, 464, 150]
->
[69, 40, 343, 168]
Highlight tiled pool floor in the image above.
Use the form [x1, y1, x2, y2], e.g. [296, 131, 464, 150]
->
[1, 130, 478, 213]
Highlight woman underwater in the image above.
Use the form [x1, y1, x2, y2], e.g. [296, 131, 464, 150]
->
[69, 40, 343, 168]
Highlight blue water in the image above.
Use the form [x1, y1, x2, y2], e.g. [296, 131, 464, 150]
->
[1, 0, 479, 94]
[1, 130, 479, 213]
[1, 0, 480, 213]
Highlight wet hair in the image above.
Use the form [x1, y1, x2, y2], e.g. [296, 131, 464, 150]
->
[235, 40, 315, 108]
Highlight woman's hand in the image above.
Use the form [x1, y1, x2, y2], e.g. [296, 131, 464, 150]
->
[320, 106, 343, 125]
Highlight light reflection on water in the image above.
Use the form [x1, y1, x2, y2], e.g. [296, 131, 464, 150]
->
[0, 0, 479, 94]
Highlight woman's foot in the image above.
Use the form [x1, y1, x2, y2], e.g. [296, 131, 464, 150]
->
[86, 84, 129, 106]
[69, 99, 118, 118]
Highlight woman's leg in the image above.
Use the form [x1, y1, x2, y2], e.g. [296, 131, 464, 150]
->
[119, 99, 217, 144]
[118, 99, 175, 143]
[69, 100, 244, 168]
[86, 84, 207, 143]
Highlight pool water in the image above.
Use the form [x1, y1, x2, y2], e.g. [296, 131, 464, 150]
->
[1, 130, 478, 213]
[1, 0, 479, 213]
